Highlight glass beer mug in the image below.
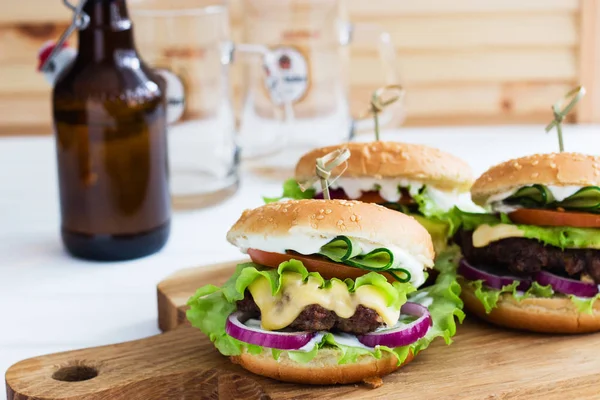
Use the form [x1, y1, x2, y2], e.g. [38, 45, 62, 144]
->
[131, 0, 282, 209]
[239, 0, 401, 176]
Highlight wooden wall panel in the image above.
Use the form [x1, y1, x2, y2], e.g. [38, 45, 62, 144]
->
[578, 0, 600, 123]
[0, 0, 592, 135]
[345, 0, 579, 15]
[349, 49, 577, 85]
[354, 15, 578, 51]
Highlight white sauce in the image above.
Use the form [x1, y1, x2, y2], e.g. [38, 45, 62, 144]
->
[245, 318, 262, 329]
[316, 177, 482, 213]
[235, 230, 428, 287]
[320, 177, 424, 203]
[426, 187, 483, 213]
[297, 332, 374, 352]
[487, 185, 585, 213]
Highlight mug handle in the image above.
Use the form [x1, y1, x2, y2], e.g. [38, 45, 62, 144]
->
[154, 68, 187, 125]
[340, 22, 405, 134]
[221, 40, 290, 152]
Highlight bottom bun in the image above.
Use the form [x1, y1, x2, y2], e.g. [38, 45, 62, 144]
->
[230, 347, 414, 385]
[461, 282, 600, 333]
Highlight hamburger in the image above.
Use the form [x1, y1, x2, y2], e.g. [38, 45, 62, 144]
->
[264, 141, 481, 255]
[187, 199, 464, 385]
[454, 152, 600, 333]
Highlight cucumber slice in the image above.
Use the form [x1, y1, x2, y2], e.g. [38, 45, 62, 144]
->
[318, 237, 412, 283]
[558, 186, 600, 210]
[505, 184, 555, 206]
[318, 236, 362, 261]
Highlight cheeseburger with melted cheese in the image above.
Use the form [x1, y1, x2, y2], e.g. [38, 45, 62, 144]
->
[187, 199, 463, 385]
[455, 152, 600, 333]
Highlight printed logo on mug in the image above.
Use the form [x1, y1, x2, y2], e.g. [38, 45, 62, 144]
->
[265, 46, 309, 105]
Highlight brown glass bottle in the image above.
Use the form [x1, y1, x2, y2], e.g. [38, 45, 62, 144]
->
[52, 0, 170, 261]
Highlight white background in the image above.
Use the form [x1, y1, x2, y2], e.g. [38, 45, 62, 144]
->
[2, 126, 599, 399]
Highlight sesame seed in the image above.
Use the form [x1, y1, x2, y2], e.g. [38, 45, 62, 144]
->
[316, 215, 325, 220]
[531, 160, 539, 166]
[350, 215, 357, 222]
[325, 209, 332, 214]
[550, 163, 557, 168]
[531, 172, 539, 178]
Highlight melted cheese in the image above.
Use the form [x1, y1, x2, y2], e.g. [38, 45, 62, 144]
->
[472, 224, 525, 247]
[249, 272, 400, 331]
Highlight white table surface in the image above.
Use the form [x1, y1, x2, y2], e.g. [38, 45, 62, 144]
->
[2, 125, 600, 398]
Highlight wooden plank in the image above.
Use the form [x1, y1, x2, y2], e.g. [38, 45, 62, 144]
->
[351, 14, 577, 51]
[0, 1, 70, 24]
[349, 49, 577, 85]
[0, 63, 49, 94]
[0, 14, 575, 65]
[347, 0, 579, 16]
[402, 113, 565, 127]
[578, 0, 600, 123]
[0, 94, 51, 127]
[0, 23, 71, 63]
[350, 83, 573, 119]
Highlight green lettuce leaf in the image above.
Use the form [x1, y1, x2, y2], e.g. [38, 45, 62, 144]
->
[464, 278, 600, 314]
[409, 248, 465, 354]
[451, 207, 600, 250]
[519, 281, 555, 299]
[569, 294, 600, 314]
[186, 254, 464, 365]
[318, 236, 412, 283]
[468, 280, 520, 313]
[263, 178, 315, 203]
[520, 225, 600, 250]
[446, 207, 503, 233]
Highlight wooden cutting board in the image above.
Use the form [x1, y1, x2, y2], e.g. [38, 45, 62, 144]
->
[6, 260, 600, 400]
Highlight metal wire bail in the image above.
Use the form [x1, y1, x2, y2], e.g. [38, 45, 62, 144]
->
[40, 0, 90, 73]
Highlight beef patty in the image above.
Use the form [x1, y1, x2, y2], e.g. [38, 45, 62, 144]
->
[455, 229, 600, 283]
[236, 292, 383, 334]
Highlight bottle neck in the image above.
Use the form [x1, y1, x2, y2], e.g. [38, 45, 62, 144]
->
[77, 0, 136, 62]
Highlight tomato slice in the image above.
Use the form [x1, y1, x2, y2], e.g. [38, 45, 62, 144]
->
[508, 208, 600, 228]
[247, 249, 396, 282]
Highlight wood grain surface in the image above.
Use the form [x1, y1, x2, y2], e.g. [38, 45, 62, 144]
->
[6, 260, 600, 399]
[0, 0, 591, 134]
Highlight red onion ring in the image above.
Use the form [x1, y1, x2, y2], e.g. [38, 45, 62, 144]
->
[226, 312, 316, 350]
[535, 270, 599, 298]
[357, 302, 432, 348]
[458, 259, 531, 291]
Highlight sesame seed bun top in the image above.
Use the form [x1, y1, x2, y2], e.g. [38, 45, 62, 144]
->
[295, 141, 474, 192]
[471, 152, 600, 205]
